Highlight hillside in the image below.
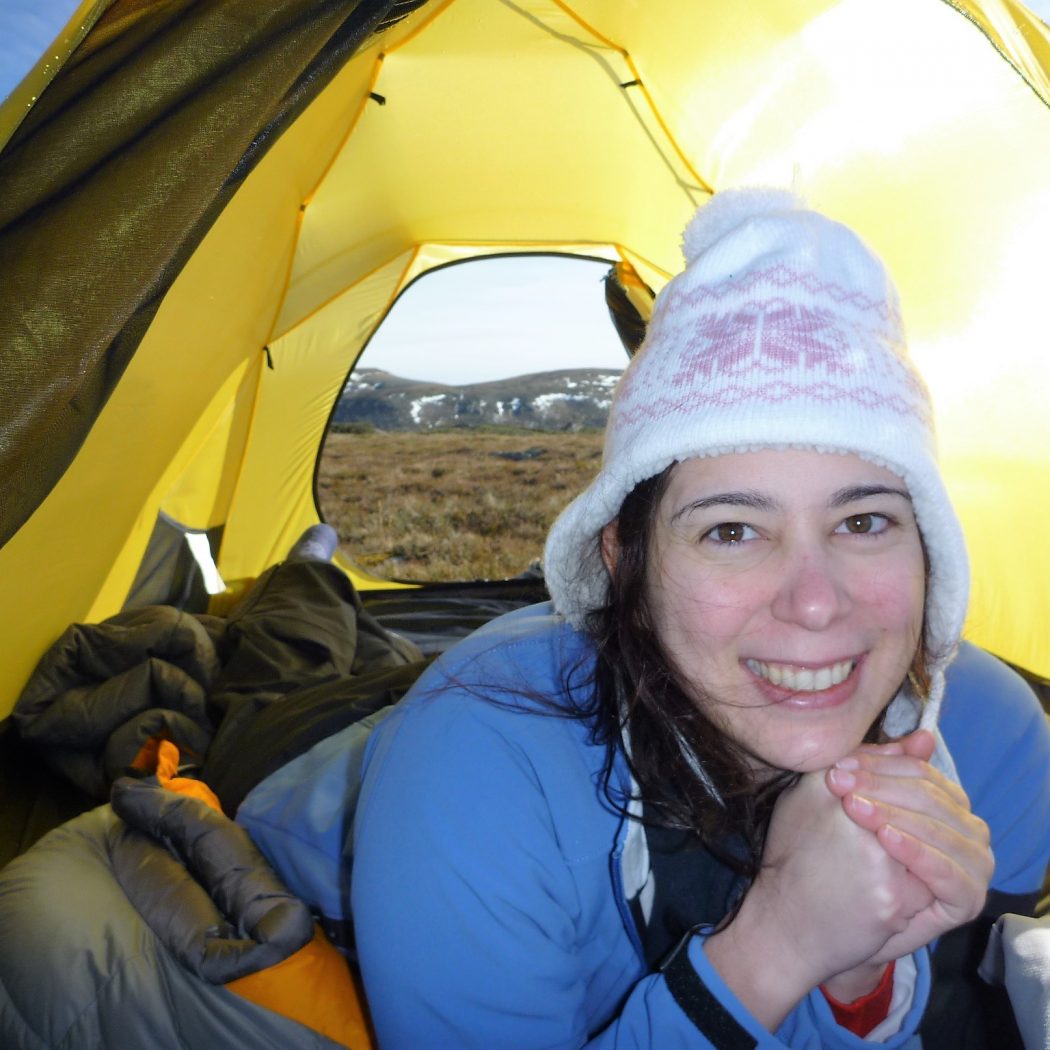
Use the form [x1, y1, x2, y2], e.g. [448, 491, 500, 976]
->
[332, 367, 623, 431]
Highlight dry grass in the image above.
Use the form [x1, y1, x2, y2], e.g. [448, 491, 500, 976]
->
[318, 428, 604, 581]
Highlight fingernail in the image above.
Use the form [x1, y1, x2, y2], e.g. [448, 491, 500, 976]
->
[835, 757, 859, 770]
[883, 825, 903, 844]
[851, 795, 875, 816]
[829, 768, 855, 789]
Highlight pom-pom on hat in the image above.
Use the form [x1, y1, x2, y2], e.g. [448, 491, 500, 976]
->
[543, 187, 970, 733]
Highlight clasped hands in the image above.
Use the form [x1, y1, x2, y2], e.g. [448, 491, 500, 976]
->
[817, 729, 993, 991]
[767, 729, 993, 1001]
[705, 729, 993, 1027]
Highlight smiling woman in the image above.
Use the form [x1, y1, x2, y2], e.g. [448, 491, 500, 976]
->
[350, 188, 1050, 1049]
[620, 449, 927, 776]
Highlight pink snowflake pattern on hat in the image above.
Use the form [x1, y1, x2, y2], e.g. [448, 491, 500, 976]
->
[669, 303, 857, 385]
[611, 264, 930, 432]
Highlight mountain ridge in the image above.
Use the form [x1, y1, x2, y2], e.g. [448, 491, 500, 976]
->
[333, 366, 624, 431]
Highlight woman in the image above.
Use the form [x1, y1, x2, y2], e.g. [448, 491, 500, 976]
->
[351, 189, 1050, 1047]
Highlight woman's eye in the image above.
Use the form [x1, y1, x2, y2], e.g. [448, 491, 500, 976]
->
[837, 513, 890, 536]
[703, 522, 757, 545]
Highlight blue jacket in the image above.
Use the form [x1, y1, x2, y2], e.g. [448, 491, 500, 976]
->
[255, 603, 1050, 1047]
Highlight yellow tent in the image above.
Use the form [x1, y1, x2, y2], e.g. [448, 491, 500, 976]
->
[1, 0, 1049, 719]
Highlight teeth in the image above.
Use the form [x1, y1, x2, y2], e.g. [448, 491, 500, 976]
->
[746, 658, 854, 692]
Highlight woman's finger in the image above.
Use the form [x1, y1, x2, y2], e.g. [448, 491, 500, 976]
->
[826, 764, 972, 828]
[875, 823, 991, 924]
[840, 791, 993, 876]
[827, 752, 970, 810]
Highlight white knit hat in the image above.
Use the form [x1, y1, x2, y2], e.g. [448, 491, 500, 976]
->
[544, 187, 969, 733]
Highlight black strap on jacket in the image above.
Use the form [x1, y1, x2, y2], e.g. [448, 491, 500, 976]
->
[638, 813, 757, 1046]
[661, 933, 758, 1050]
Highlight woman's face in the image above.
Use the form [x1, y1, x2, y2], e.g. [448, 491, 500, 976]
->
[610, 449, 926, 773]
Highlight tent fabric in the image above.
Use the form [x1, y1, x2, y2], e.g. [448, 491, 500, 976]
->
[0, 0, 399, 550]
[1, 0, 1049, 721]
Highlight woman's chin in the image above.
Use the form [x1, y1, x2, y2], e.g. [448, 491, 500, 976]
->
[752, 732, 863, 775]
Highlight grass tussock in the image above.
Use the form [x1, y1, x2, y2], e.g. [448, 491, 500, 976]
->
[318, 429, 605, 581]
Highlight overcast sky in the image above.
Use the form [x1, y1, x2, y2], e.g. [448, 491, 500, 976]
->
[360, 256, 629, 385]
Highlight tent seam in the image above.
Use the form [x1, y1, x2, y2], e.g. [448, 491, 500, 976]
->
[545, 0, 714, 194]
[303, 0, 460, 209]
[303, 52, 385, 207]
[937, 0, 1050, 111]
[213, 351, 268, 578]
[271, 246, 418, 343]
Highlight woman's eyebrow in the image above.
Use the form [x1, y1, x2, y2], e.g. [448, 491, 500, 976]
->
[830, 484, 912, 507]
[671, 491, 777, 523]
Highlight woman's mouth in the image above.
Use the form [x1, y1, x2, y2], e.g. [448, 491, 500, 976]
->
[744, 658, 856, 693]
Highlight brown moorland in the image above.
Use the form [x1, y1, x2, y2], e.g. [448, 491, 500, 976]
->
[318, 427, 604, 582]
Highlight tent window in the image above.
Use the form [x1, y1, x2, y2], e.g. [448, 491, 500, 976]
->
[318, 255, 630, 583]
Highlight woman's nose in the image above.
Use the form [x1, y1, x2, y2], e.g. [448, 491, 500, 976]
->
[770, 551, 852, 630]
